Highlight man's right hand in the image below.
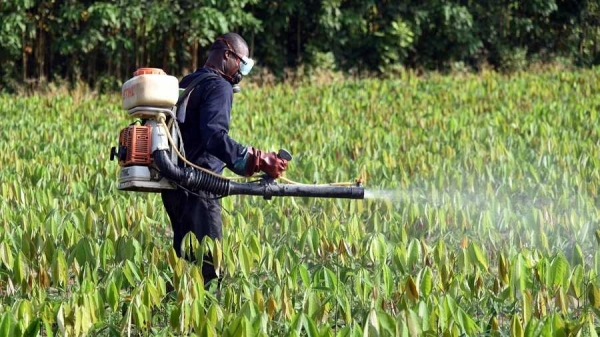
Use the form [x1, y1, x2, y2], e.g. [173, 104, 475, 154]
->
[245, 147, 288, 178]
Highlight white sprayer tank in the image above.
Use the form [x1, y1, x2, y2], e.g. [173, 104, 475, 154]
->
[122, 68, 179, 110]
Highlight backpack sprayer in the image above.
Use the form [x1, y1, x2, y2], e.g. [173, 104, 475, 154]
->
[110, 68, 364, 200]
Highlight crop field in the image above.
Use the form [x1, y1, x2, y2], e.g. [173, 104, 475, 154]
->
[1, 69, 600, 336]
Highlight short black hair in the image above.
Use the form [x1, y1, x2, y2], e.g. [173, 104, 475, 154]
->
[210, 32, 248, 55]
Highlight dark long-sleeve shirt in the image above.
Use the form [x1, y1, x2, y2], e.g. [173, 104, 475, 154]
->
[178, 67, 247, 174]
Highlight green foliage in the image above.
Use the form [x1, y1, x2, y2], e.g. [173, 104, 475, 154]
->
[1, 69, 600, 334]
[1, 0, 600, 90]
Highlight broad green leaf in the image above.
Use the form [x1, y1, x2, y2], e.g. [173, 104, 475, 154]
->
[405, 310, 421, 336]
[511, 314, 524, 337]
[191, 298, 206, 332]
[170, 306, 181, 331]
[305, 292, 320, 319]
[224, 315, 245, 337]
[199, 320, 217, 337]
[377, 311, 396, 336]
[569, 265, 584, 298]
[84, 208, 96, 235]
[213, 239, 222, 277]
[469, 242, 488, 270]
[23, 318, 41, 337]
[239, 243, 252, 278]
[419, 267, 433, 297]
[304, 315, 319, 337]
[552, 314, 566, 337]
[587, 313, 598, 337]
[365, 309, 379, 337]
[572, 243, 584, 267]
[524, 317, 540, 337]
[587, 283, 600, 309]
[99, 240, 115, 269]
[550, 254, 568, 288]
[72, 237, 96, 268]
[417, 301, 430, 332]
[123, 260, 142, 286]
[13, 252, 26, 286]
[381, 264, 393, 297]
[510, 254, 528, 298]
[106, 280, 119, 311]
[406, 238, 421, 267]
[57, 305, 65, 336]
[0, 313, 13, 337]
[0, 242, 14, 271]
[459, 309, 479, 335]
[522, 290, 533, 322]
[335, 296, 352, 325]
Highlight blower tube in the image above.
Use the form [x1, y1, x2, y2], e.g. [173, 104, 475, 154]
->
[153, 149, 364, 199]
[153, 150, 231, 195]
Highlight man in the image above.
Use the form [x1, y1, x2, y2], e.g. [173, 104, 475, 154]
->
[161, 32, 288, 284]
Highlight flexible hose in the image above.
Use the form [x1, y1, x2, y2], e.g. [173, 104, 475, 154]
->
[157, 117, 358, 187]
[158, 119, 239, 181]
[153, 150, 230, 195]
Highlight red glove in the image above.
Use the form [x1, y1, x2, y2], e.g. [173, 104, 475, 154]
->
[245, 147, 288, 178]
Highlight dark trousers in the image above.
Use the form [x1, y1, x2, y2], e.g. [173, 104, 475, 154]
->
[161, 188, 222, 283]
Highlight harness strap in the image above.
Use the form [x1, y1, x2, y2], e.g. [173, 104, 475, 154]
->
[175, 73, 220, 123]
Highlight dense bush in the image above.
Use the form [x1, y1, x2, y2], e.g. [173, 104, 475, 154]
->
[0, 0, 599, 89]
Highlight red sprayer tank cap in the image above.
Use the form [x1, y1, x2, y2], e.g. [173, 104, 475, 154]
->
[133, 68, 166, 76]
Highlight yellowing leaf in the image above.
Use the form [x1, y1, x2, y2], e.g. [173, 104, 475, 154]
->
[282, 287, 292, 320]
[588, 283, 600, 309]
[406, 276, 419, 301]
[266, 295, 277, 319]
[253, 288, 264, 312]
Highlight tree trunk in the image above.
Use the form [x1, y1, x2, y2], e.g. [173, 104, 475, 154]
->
[22, 30, 27, 82]
[139, 17, 146, 68]
[69, 55, 75, 82]
[37, 26, 45, 82]
[48, 38, 53, 82]
[191, 38, 198, 71]
[297, 16, 301, 64]
[163, 29, 174, 72]
[108, 55, 113, 79]
[250, 31, 255, 57]
[116, 48, 121, 80]
[135, 27, 139, 69]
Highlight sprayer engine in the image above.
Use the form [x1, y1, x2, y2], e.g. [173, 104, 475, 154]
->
[110, 68, 180, 192]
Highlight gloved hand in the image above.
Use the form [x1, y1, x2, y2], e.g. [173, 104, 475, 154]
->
[245, 147, 288, 178]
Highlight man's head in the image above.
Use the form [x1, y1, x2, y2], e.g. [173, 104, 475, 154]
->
[205, 33, 253, 86]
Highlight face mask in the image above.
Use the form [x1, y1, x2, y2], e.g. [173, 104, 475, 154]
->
[211, 37, 254, 89]
[229, 56, 253, 88]
[239, 56, 254, 76]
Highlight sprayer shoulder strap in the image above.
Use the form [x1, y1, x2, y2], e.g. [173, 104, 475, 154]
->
[176, 73, 220, 123]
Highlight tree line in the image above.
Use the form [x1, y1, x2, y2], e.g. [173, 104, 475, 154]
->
[1, 0, 599, 91]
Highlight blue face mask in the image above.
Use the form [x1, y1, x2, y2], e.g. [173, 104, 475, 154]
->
[218, 37, 254, 76]
[239, 56, 254, 76]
